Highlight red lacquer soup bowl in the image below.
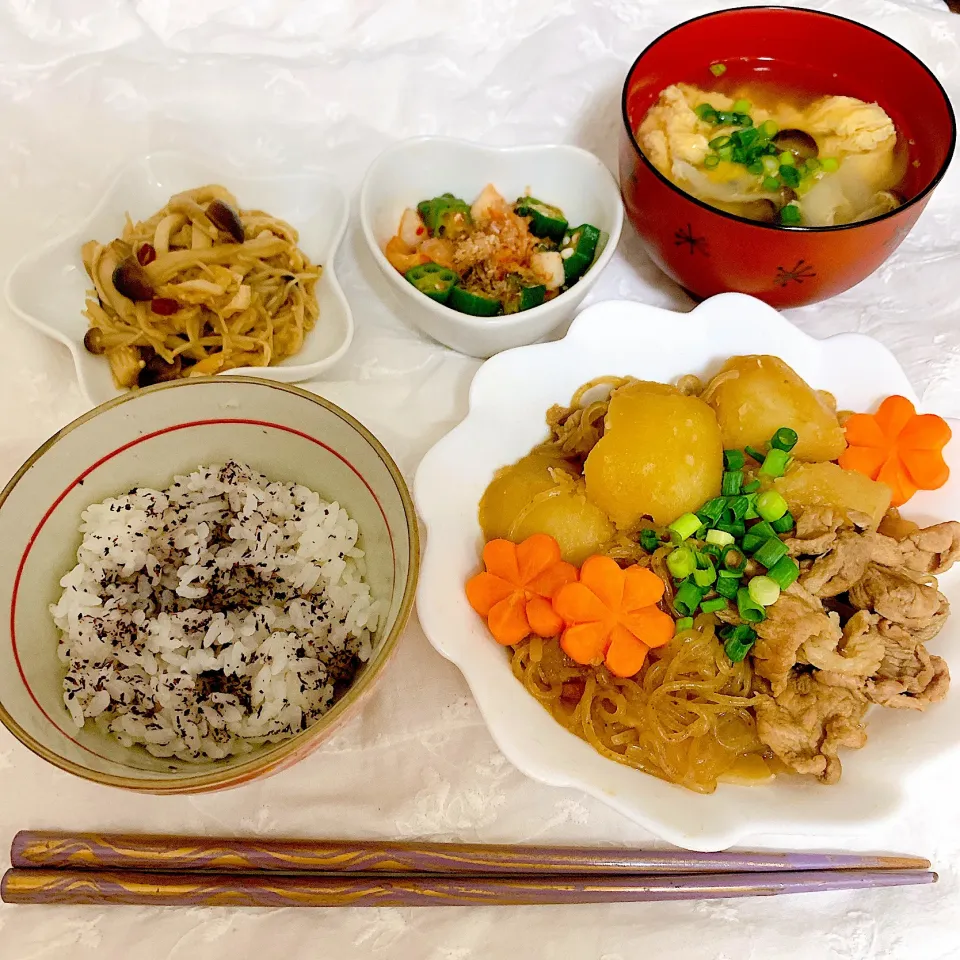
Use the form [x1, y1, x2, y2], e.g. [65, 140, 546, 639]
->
[619, 7, 956, 308]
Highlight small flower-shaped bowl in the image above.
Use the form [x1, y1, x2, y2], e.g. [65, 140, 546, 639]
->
[360, 136, 624, 358]
[5, 152, 354, 406]
[0, 377, 418, 793]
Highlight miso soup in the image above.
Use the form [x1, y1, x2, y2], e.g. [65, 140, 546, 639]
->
[636, 64, 908, 228]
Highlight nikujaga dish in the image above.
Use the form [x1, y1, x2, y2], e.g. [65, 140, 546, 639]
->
[466, 355, 956, 793]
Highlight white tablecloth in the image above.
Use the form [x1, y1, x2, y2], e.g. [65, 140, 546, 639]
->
[1, 2, 958, 957]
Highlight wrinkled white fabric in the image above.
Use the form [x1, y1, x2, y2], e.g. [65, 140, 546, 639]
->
[0, 1, 959, 958]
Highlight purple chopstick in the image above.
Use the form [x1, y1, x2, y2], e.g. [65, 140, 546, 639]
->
[0, 867, 937, 908]
[11, 831, 930, 876]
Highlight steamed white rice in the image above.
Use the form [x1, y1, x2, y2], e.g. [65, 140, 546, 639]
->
[51, 460, 380, 762]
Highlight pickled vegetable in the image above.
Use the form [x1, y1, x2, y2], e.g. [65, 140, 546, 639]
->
[702, 356, 847, 462]
[479, 454, 614, 565]
[584, 381, 724, 528]
[775, 461, 892, 530]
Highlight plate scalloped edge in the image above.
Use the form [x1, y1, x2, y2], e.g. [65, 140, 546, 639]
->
[4, 150, 354, 406]
[414, 293, 960, 851]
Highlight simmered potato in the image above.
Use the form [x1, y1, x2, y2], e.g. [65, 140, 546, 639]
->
[775, 462, 892, 530]
[583, 381, 723, 528]
[479, 453, 615, 565]
[702, 355, 847, 462]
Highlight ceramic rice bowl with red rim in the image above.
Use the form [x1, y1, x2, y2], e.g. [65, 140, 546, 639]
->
[619, 7, 956, 308]
[0, 377, 419, 793]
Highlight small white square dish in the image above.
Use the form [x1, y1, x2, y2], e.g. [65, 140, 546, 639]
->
[414, 293, 960, 851]
[5, 152, 353, 406]
[360, 136, 624, 358]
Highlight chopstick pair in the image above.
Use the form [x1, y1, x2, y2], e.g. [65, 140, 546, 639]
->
[1, 831, 936, 908]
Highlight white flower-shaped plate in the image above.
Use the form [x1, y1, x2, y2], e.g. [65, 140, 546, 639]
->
[5, 151, 353, 406]
[414, 293, 960, 851]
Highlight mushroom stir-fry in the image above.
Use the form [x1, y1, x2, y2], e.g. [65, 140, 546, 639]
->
[80, 185, 321, 389]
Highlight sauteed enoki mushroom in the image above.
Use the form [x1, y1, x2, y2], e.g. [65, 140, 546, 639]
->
[80, 185, 321, 389]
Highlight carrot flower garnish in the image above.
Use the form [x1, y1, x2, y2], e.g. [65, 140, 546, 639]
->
[839, 395, 951, 507]
[466, 534, 578, 646]
[552, 555, 675, 678]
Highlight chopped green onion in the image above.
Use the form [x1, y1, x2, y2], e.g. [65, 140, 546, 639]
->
[778, 151, 795, 166]
[667, 545, 697, 579]
[724, 625, 757, 662]
[753, 535, 789, 569]
[741, 532, 767, 554]
[706, 528, 735, 547]
[742, 478, 761, 494]
[767, 555, 800, 590]
[701, 543, 722, 560]
[760, 448, 791, 477]
[748, 575, 781, 607]
[749, 521, 777, 540]
[771, 511, 795, 534]
[676, 616, 694, 633]
[716, 519, 745, 538]
[718, 568, 742, 579]
[669, 512, 702, 541]
[762, 176, 781, 192]
[700, 597, 728, 614]
[803, 157, 821, 174]
[694, 565, 717, 588]
[779, 165, 801, 189]
[737, 113, 753, 127]
[734, 127, 759, 148]
[724, 449, 745, 470]
[732, 99, 751, 113]
[697, 497, 726, 525]
[721, 545, 746, 573]
[747, 161, 764, 176]
[771, 427, 799, 452]
[639, 528, 660, 552]
[745, 445, 766, 463]
[675, 579, 705, 617]
[761, 155, 780, 174]
[695, 103, 717, 121]
[704, 155, 720, 169]
[710, 63, 727, 77]
[743, 494, 760, 520]
[821, 156, 839, 172]
[779, 203, 802, 225]
[716, 576, 740, 599]
[759, 119, 778, 138]
[755, 490, 789, 522]
[737, 586, 767, 624]
[725, 496, 750, 521]
[721, 470, 743, 496]
[709, 135, 732, 150]
[717, 145, 734, 161]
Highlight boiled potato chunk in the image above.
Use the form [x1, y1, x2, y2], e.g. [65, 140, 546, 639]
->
[703, 355, 847, 462]
[583, 381, 723, 528]
[775, 462, 892, 530]
[479, 453, 615, 565]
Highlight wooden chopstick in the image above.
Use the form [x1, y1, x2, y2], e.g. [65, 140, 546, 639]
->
[0, 867, 937, 908]
[9, 831, 932, 877]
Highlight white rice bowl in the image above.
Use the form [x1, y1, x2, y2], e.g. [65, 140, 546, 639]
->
[51, 460, 380, 762]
